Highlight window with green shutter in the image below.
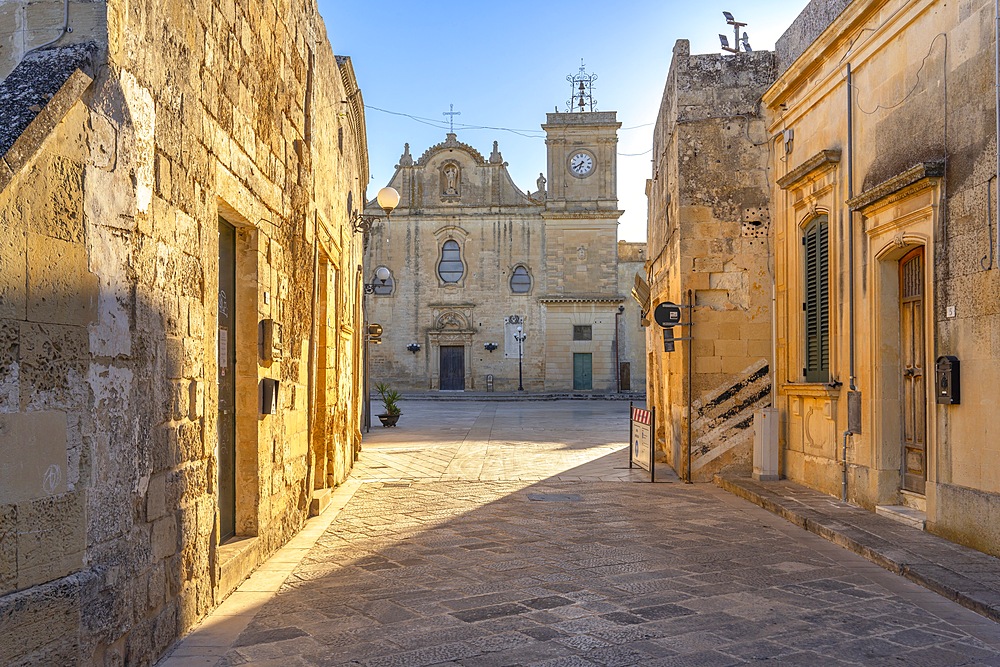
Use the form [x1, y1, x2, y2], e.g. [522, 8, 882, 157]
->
[803, 217, 829, 382]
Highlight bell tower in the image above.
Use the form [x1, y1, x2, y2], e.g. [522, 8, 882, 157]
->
[541, 62, 623, 297]
[542, 62, 621, 214]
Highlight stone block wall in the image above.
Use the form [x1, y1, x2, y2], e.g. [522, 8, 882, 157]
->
[0, 0, 368, 662]
[616, 241, 647, 393]
[646, 40, 776, 481]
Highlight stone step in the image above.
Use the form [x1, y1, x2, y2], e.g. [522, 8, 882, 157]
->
[309, 487, 332, 517]
[875, 504, 926, 530]
[900, 489, 927, 512]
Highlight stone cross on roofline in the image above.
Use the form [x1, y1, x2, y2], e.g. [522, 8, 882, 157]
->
[442, 103, 461, 134]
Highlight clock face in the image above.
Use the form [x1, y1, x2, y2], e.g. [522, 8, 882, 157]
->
[569, 152, 594, 176]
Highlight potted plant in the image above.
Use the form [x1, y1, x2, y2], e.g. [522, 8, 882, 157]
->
[375, 382, 402, 427]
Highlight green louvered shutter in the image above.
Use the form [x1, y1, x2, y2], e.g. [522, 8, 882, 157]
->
[804, 218, 829, 382]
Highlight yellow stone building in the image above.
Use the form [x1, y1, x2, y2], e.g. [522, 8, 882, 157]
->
[765, 0, 1000, 556]
[364, 108, 647, 395]
[0, 0, 370, 663]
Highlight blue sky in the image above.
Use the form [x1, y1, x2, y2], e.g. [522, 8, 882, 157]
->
[319, 1, 811, 241]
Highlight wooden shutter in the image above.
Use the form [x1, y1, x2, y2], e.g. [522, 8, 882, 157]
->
[804, 218, 829, 382]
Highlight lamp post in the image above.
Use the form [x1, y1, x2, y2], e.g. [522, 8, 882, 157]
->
[515, 325, 526, 391]
[357, 187, 399, 434]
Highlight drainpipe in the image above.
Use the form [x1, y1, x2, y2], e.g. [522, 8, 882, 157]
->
[25, 0, 71, 55]
[847, 62, 857, 394]
[614, 305, 624, 392]
[686, 288, 693, 484]
[844, 62, 857, 502]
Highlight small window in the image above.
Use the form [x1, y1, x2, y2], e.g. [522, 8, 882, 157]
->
[438, 240, 464, 283]
[510, 266, 531, 293]
[573, 325, 592, 341]
[372, 267, 393, 295]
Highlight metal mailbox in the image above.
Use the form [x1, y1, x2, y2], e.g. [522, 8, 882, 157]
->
[935, 355, 960, 405]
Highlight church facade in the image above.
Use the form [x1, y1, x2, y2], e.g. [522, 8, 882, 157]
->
[364, 111, 646, 394]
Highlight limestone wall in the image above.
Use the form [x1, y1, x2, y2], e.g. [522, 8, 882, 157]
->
[765, 0, 1000, 557]
[646, 40, 776, 481]
[0, 0, 368, 662]
[616, 242, 647, 392]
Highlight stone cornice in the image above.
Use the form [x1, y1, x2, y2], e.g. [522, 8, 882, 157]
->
[542, 111, 620, 128]
[847, 161, 945, 212]
[540, 209, 624, 221]
[776, 149, 841, 190]
[539, 296, 625, 304]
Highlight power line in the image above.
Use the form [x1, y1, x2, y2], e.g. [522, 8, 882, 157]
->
[365, 105, 655, 139]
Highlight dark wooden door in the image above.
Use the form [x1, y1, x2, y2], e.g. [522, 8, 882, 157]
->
[573, 353, 593, 390]
[619, 362, 631, 392]
[440, 346, 465, 390]
[218, 220, 237, 541]
[900, 247, 926, 495]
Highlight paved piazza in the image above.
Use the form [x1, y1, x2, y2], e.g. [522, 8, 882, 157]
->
[179, 401, 1000, 666]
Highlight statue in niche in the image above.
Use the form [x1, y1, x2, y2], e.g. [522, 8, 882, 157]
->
[443, 163, 459, 196]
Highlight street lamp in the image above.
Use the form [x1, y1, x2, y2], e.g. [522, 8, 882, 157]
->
[515, 325, 526, 391]
[353, 187, 400, 235]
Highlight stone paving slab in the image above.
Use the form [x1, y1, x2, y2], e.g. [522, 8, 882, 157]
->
[207, 480, 1000, 666]
[159, 402, 1000, 666]
[715, 474, 1000, 625]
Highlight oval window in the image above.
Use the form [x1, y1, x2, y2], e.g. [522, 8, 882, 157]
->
[438, 240, 464, 283]
[510, 266, 531, 293]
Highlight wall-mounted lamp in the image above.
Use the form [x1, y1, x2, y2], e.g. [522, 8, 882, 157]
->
[352, 187, 400, 235]
[407, 342, 421, 353]
[363, 266, 391, 295]
[484, 342, 498, 352]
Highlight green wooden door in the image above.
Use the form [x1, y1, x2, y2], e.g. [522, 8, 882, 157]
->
[573, 353, 593, 390]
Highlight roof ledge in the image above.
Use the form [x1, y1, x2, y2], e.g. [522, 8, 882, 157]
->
[0, 42, 100, 192]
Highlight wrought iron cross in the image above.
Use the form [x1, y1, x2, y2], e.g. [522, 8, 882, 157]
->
[443, 104, 461, 133]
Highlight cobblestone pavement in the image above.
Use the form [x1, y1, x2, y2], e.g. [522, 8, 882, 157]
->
[164, 401, 1000, 666]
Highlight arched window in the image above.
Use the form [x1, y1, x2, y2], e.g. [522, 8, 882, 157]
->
[510, 266, 531, 293]
[803, 216, 829, 382]
[438, 240, 464, 283]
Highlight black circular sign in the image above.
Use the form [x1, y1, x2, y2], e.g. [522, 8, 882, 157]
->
[653, 302, 682, 328]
